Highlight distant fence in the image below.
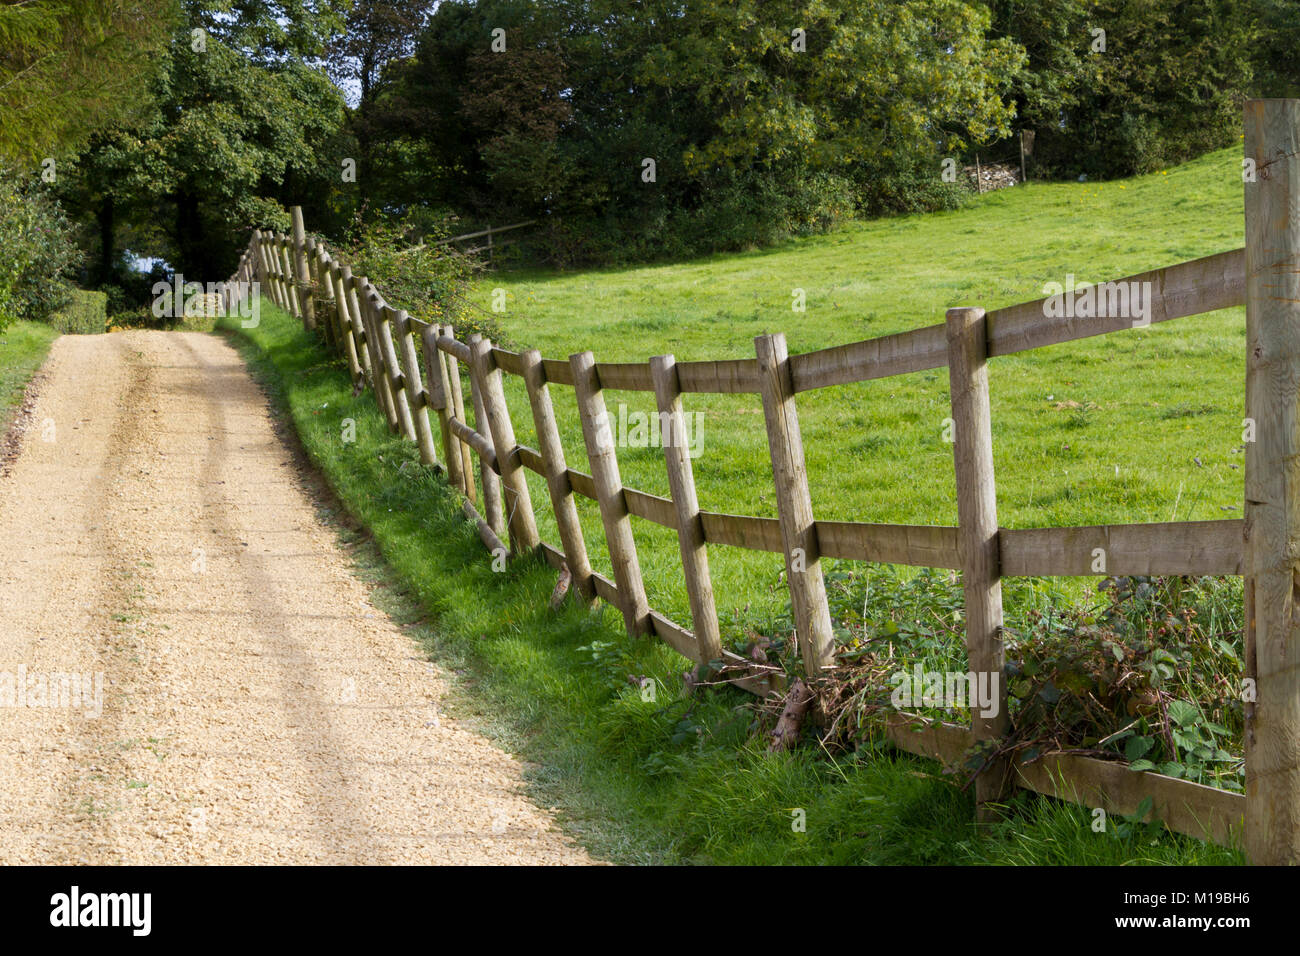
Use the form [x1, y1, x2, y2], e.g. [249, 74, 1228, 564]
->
[226, 101, 1300, 864]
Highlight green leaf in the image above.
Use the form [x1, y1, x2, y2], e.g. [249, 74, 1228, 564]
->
[1124, 735, 1155, 762]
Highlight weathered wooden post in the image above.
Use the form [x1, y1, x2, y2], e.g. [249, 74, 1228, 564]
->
[290, 206, 316, 331]
[946, 306, 1010, 822]
[394, 309, 439, 468]
[442, 325, 477, 504]
[1243, 97, 1300, 865]
[521, 349, 595, 600]
[571, 350, 651, 635]
[651, 354, 723, 669]
[754, 333, 834, 675]
[466, 334, 505, 538]
[471, 336, 541, 554]
[422, 324, 465, 495]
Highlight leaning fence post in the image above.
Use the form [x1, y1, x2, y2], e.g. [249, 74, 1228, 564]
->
[754, 332, 834, 675]
[372, 297, 416, 440]
[1243, 97, 1300, 865]
[442, 325, 477, 505]
[279, 236, 300, 317]
[571, 350, 651, 635]
[946, 306, 1011, 822]
[471, 336, 541, 553]
[290, 206, 316, 331]
[466, 334, 505, 539]
[422, 324, 465, 495]
[650, 354, 723, 669]
[357, 282, 400, 432]
[394, 309, 439, 468]
[521, 349, 595, 600]
[330, 261, 364, 386]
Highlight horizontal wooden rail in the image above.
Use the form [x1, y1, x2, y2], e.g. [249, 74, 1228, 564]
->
[817, 521, 961, 568]
[788, 248, 1246, 393]
[883, 713, 1243, 847]
[623, 487, 677, 528]
[999, 519, 1244, 577]
[436, 334, 472, 363]
[698, 511, 785, 552]
[448, 417, 497, 469]
[986, 248, 1246, 357]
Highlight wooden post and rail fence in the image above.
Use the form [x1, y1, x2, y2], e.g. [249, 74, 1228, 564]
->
[223, 100, 1300, 864]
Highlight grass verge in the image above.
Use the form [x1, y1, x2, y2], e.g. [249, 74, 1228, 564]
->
[0, 319, 59, 439]
[219, 299, 1241, 865]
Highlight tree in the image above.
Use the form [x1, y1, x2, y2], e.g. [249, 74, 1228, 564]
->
[61, 8, 350, 283]
[0, 0, 179, 166]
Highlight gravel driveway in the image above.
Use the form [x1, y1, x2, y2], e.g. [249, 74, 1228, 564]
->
[0, 331, 592, 865]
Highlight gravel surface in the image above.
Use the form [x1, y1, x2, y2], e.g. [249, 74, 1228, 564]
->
[0, 331, 594, 865]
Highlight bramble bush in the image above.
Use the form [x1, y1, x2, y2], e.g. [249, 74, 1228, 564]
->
[334, 210, 507, 345]
[0, 175, 79, 330]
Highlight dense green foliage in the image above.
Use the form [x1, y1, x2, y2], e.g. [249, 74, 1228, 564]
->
[48, 289, 108, 335]
[0, 0, 176, 165]
[7, 0, 1298, 282]
[0, 176, 80, 330]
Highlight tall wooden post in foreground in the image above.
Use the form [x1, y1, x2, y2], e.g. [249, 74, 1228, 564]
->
[945, 306, 1010, 822]
[755, 333, 834, 675]
[1243, 98, 1300, 865]
[290, 206, 316, 331]
[571, 350, 650, 636]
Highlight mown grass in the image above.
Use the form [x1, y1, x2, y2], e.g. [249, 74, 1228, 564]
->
[0, 320, 59, 434]
[219, 298, 1241, 864]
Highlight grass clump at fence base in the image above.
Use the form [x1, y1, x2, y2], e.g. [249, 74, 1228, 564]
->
[220, 297, 1241, 865]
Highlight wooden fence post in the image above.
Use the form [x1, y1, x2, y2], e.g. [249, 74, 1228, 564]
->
[471, 336, 541, 553]
[258, 235, 282, 310]
[279, 237, 300, 317]
[340, 266, 381, 410]
[372, 297, 416, 440]
[394, 309, 439, 468]
[571, 350, 651, 635]
[421, 324, 465, 495]
[521, 348, 595, 600]
[466, 334, 505, 539]
[650, 354, 723, 669]
[1243, 98, 1300, 865]
[442, 325, 477, 505]
[307, 238, 334, 350]
[946, 306, 1011, 822]
[330, 262, 364, 386]
[754, 333, 834, 675]
[290, 206, 316, 331]
[357, 282, 401, 432]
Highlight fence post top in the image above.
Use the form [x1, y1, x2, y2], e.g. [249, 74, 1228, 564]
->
[649, 353, 675, 370]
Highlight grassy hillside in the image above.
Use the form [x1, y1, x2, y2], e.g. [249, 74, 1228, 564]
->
[474, 146, 1247, 637]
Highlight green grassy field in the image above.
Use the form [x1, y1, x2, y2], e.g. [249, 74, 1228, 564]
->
[0, 320, 59, 434]
[473, 146, 1247, 640]
[220, 298, 1240, 864]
